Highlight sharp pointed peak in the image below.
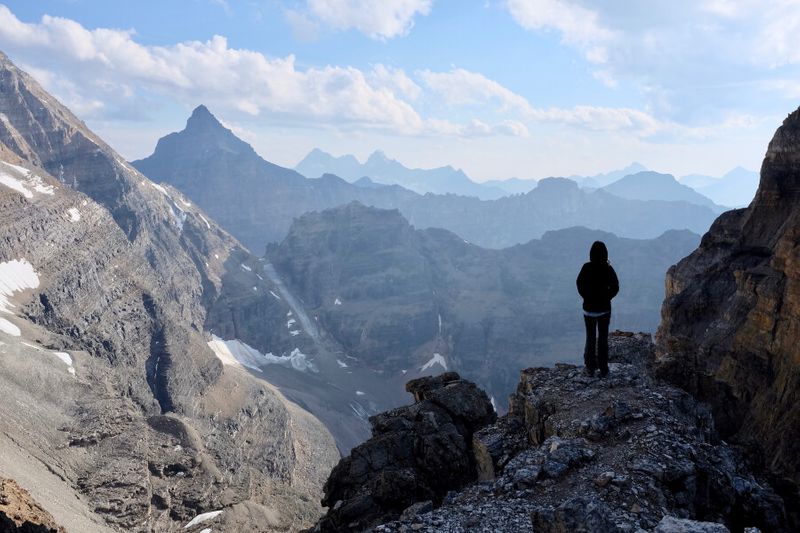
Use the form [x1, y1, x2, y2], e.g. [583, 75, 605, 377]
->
[186, 105, 224, 129]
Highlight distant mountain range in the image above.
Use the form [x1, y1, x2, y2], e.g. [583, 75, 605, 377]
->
[133, 106, 720, 253]
[680, 166, 759, 207]
[299, 147, 759, 209]
[600, 171, 725, 212]
[295, 148, 508, 200]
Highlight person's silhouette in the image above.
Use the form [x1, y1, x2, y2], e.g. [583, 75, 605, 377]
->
[576, 241, 619, 377]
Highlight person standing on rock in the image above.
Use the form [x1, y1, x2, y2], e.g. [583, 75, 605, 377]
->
[576, 241, 619, 378]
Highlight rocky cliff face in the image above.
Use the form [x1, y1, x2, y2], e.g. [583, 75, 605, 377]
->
[0, 51, 338, 531]
[269, 202, 700, 404]
[134, 106, 718, 252]
[658, 107, 800, 486]
[308, 334, 792, 532]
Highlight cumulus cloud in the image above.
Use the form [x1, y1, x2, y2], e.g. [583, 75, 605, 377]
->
[0, 6, 528, 140]
[419, 68, 533, 113]
[303, 0, 433, 40]
[505, 0, 614, 63]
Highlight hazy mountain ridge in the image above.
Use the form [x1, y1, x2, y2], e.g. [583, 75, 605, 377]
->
[599, 171, 724, 211]
[295, 148, 508, 199]
[134, 106, 719, 253]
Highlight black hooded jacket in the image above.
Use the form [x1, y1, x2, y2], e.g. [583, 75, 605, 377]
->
[576, 241, 619, 313]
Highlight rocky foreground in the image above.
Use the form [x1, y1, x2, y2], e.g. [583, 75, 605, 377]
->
[307, 333, 793, 533]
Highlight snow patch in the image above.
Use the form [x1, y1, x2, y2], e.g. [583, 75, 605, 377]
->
[0, 259, 40, 315]
[269, 291, 282, 300]
[252, 286, 257, 292]
[334, 298, 342, 306]
[179, 197, 192, 207]
[30, 175, 54, 195]
[356, 391, 365, 396]
[53, 351, 76, 376]
[350, 401, 369, 421]
[0, 162, 53, 198]
[184, 510, 223, 529]
[198, 213, 211, 229]
[490, 395, 497, 412]
[67, 207, 80, 222]
[287, 318, 296, 328]
[337, 359, 348, 368]
[208, 336, 267, 372]
[150, 182, 169, 196]
[241, 264, 252, 272]
[0, 318, 20, 336]
[289, 330, 301, 336]
[0, 169, 32, 198]
[420, 353, 447, 372]
[207, 336, 317, 373]
[214, 254, 220, 259]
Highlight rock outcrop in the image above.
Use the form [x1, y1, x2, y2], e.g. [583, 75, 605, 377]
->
[0, 478, 65, 533]
[308, 372, 496, 532]
[309, 334, 792, 532]
[657, 106, 800, 487]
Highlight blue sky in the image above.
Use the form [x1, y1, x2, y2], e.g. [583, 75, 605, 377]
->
[1, 0, 798, 179]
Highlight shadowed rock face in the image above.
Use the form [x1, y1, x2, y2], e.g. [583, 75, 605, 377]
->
[269, 201, 700, 404]
[308, 373, 496, 532]
[657, 106, 800, 485]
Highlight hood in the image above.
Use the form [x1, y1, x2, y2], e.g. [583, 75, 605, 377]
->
[590, 241, 608, 263]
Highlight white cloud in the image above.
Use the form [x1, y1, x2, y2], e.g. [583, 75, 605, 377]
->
[304, 0, 433, 40]
[370, 64, 422, 100]
[505, 0, 614, 63]
[419, 68, 533, 112]
[0, 7, 529, 141]
[503, 0, 800, 121]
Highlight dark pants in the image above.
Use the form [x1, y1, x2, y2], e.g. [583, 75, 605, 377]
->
[584, 313, 610, 373]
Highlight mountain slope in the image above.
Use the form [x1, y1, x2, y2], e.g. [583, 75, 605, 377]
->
[600, 171, 723, 211]
[0, 51, 338, 531]
[658, 106, 800, 485]
[134, 107, 719, 251]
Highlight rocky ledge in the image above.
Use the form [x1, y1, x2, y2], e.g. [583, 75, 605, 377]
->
[309, 333, 793, 532]
[0, 478, 65, 532]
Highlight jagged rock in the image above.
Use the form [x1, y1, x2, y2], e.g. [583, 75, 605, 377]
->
[342, 336, 790, 533]
[657, 106, 800, 494]
[654, 516, 729, 532]
[307, 374, 496, 532]
[0, 478, 65, 533]
[530, 496, 622, 533]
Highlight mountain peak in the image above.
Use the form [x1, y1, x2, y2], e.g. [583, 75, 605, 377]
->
[367, 150, 391, 163]
[186, 104, 225, 131]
